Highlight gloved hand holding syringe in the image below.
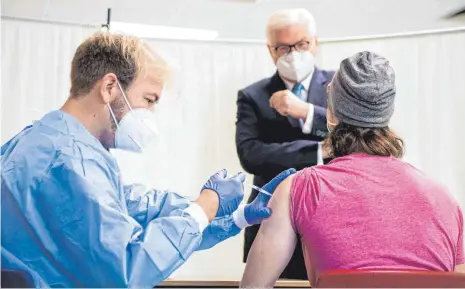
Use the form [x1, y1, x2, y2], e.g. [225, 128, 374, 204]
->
[239, 168, 297, 226]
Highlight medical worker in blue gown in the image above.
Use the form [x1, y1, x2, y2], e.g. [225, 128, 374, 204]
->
[0, 32, 295, 288]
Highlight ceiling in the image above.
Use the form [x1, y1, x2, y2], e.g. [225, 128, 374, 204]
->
[2, 0, 465, 39]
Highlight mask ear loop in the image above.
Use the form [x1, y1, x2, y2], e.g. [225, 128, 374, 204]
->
[114, 80, 144, 151]
[108, 81, 129, 148]
[108, 80, 127, 127]
[116, 81, 133, 111]
[107, 103, 120, 148]
[108, 104, 119, 128]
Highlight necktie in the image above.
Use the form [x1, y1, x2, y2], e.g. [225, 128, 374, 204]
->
[292, 83, 305, 127]
[292, 83, 305, 101]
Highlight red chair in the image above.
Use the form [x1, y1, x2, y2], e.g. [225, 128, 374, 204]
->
[315, 270, 465, 288]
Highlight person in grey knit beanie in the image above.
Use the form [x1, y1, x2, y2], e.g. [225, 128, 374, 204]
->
[327, 51, 396, 129]
[325, 51, 404, 159]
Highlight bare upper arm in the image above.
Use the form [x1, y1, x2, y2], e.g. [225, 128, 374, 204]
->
[456, 264, 465, 273]
[241, 175, 297, 288]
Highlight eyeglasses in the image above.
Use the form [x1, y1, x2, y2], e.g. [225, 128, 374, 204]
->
[270, 40, 311, 56]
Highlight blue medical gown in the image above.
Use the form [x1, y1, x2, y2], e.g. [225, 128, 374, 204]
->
[1, 110, 241, 288]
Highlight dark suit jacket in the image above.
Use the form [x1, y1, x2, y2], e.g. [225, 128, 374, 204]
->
[235, 67, 335, 279]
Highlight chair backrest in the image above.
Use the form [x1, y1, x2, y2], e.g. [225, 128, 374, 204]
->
[316, 270, 465, 288]
[1, 269, 35, 288]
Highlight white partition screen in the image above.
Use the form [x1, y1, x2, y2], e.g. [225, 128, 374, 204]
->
[1, 18, 98, 142]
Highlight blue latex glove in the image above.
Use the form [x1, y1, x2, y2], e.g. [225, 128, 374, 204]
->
[202, 169, 245, 217]
[244, 168, 297, 225]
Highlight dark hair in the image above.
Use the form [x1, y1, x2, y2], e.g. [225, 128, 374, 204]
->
[324, 122, 404, 158]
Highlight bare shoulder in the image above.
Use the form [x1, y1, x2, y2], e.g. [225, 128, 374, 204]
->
[270, 175, 295, 204]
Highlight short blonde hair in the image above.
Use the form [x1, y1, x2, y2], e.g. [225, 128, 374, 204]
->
[266, 8, 317, 44]
[70, 32, 167, 97]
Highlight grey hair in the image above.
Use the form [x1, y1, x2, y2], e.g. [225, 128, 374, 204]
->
[266, 8, 317, 44]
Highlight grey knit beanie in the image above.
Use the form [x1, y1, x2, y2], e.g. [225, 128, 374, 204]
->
[328, 51, 396, 128]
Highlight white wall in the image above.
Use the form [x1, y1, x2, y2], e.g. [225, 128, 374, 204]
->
[2, 0, 465, 39]
[0, 19, 97, 142]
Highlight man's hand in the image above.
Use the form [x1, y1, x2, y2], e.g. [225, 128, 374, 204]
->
[270, 90, 309, 119]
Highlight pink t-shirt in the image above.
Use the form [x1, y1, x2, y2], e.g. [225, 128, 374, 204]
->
[290, 153, 464, 284]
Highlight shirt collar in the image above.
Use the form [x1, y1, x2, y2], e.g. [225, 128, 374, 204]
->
[282, 71, 313, 91]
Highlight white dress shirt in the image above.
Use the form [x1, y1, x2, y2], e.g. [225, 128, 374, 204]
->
[282, 72, 324, 165]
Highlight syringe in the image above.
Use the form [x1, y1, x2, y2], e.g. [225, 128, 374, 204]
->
[243, 182, 273, 197]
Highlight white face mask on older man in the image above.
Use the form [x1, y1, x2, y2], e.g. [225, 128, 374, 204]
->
[276, 51, 315, 82]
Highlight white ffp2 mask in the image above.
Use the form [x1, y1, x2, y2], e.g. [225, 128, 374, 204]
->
[108, 82, 158, 153]
[276, 51, 315, 82]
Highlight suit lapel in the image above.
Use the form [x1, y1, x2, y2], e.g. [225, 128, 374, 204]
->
[267, 72, 287, 96]
[307, 68, 328, 107]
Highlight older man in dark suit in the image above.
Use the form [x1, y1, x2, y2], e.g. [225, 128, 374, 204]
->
[236, 8, 335, 280]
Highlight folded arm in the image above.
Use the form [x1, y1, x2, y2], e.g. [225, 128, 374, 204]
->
[236, 90, 320, 179]
[241, 176, 297, 288]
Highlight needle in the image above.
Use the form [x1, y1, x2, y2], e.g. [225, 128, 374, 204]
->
[244, 182, 273, 197]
